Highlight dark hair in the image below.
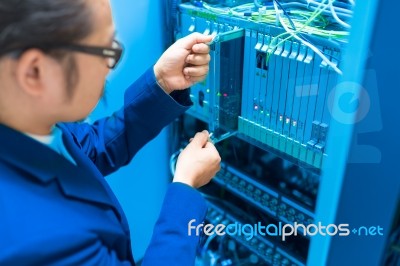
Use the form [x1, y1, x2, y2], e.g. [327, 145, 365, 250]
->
[0, 0, 94, 95]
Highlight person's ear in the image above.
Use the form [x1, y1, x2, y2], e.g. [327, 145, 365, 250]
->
[15, 49, 49, 96]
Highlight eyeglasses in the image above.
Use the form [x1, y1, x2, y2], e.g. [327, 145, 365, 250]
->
[57, 40, 123, 69]
[1, 40, 123, 69]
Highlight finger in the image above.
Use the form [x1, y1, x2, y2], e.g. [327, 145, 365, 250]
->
[186, 53, 211, 65]
[179, 32, 214, 50]
[186, 75, 207, 83]
[204, 141, 217, 149]
[189, 130, 209, 147]
[183, 65, 209, 77]
[189, 138, 194, 142]
[192, 43, 211, 54]
[204, 142, 222, 163]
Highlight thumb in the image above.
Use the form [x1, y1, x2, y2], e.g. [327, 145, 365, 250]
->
[179, 33, 213, 50]
[189, 130, 209, 148]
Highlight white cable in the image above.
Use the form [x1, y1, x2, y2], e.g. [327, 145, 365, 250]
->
[273, 1, 343, 75]
[348, 0, 355, 6]
[307, 0, 353, 14]
[329, 0, 351, 28]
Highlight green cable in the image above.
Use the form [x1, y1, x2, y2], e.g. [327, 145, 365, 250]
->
[272, 0, 331, 48]
[200, 1, 349, 67]
[202, 1, 348, 41]
[264, 0, 331, 63]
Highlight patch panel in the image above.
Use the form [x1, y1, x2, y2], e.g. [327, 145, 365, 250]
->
[173, 115, 319, 265]
[205, 200, 306, 266]
[214, 163, 315, 230]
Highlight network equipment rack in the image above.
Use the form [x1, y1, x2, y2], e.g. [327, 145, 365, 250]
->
[173, 1, 347, 265]
[168, 0, 398, 265]
[179, 1, 344, 171]
[175, 117, 317, 265]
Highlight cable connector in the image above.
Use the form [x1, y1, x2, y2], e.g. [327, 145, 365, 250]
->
[208, 131, 237, 145]
[258, 6, 267, 21]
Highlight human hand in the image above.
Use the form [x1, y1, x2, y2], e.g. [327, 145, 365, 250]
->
[154, 33, 213, 94]
[173, 130, 221, 188]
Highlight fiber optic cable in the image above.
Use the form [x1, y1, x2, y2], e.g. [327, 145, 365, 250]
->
[329, 0, 351, 28]
[273, 1, 343, 74]
[272, 0, 331, 57]
[202, 2, 348, 39]
[265, 0, 331, 63]
[201, 0, 347, 73]
[267, 0, 333, 57]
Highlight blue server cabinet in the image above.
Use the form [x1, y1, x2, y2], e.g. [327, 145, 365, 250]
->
[174, 1, 399, 265]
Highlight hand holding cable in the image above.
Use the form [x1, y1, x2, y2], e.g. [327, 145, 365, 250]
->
[173, 130, 221, 188]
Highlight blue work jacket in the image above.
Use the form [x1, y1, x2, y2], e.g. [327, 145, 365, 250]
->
[0, 68, 207, 265]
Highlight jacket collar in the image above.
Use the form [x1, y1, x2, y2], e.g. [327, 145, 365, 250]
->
[0, 123, 124, 222]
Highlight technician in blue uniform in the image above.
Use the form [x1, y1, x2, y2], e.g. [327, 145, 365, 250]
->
[0, 0, 220, 265]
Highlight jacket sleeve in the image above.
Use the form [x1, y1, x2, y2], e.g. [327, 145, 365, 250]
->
[142, 182, 207, 266]
[59, 67, 192, 176]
